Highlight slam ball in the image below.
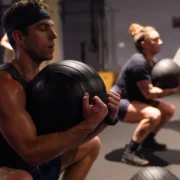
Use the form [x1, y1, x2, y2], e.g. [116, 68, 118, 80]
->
[26, 60, 108, 135]
[151, 59, 180, 89]
[130, 166, 180, 180]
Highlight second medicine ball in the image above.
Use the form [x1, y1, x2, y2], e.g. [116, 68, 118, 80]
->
[26, 60, 108, 135]
[130, 166, 180, 180]
[151, 59, 180, 89]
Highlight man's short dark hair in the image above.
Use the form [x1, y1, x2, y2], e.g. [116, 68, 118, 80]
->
[2, 0, 48, 50]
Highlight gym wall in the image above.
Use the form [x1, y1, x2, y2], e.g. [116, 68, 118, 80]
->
[1, 0, 179, 75]
[61, 0, 107, 72]
[105, 0, 180, 72]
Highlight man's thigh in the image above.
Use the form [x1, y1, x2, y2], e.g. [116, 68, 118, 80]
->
[119, 99, 161, 123]
[155, 100, 175, 116]
[0, 167, 32, 180]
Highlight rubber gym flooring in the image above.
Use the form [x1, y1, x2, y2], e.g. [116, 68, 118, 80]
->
[84, 94, 180, 180]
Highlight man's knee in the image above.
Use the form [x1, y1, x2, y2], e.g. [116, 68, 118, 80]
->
[9, 170, 32, 180]
[89, 136, 101, 159]
[157, 102, 175, 122]
[149, 108, 161, 120]
[164, 104, 175, 118]
[147, 108, 162, 127]
[0, 169, 33, 180]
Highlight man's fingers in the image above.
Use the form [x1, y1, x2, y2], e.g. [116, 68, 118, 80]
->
[108, 102, 119, 111]
[107, 90, 120, 98]
[108, 97, 120, 106]
[92, 96, 107, 107]
[82, 92, 89, 112]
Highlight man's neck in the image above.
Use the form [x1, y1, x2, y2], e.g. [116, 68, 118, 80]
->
[143, 51, 154, 66]
[10, 56, 40, 81]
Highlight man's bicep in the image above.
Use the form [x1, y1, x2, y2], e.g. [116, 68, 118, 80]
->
[132, 65, 151, 81]
[0, 83, 37, 155]
[0, 106, 37, 153]
[137, 80, 153, 97]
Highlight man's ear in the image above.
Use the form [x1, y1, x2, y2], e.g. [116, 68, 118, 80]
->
[12, 30, 25, 46]
[141, 40, 145, 48]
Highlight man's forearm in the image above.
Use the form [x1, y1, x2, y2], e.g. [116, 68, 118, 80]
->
[81, 122, 108, 144]
[25, 122, 94, 166]
[148, 87, 179, 99]
[155, 88, 178, 98]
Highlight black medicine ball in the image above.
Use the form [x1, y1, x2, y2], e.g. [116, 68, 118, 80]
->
[130, 166, 180, 180]
[26, 60, 108, 135]
[151, 59, 180, 89]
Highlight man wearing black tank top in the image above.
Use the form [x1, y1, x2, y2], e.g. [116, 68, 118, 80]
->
[0, 1, 120, 180]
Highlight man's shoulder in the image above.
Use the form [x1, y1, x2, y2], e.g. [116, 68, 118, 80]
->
[0, 70, 13, 81]
[125, 53, 148, 73]
[0, 71, 23, 92]
[130, 53, 146, 64]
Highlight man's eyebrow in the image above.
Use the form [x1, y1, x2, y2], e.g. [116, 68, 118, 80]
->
[36, 22, 54, 27]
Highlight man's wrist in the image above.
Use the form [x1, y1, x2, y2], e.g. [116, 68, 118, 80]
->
[105, 116, 119, 126]
[78, 121, 98, 131]
[172, 88, 178, 93]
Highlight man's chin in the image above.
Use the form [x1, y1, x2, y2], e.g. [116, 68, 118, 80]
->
[154, 49, 160, 54]
[44, 55, 54, 61]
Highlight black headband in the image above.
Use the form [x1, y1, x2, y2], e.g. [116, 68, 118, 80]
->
[4, 4, 51, 36]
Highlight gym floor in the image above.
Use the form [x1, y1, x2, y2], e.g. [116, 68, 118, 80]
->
[85, 94, 180, 180]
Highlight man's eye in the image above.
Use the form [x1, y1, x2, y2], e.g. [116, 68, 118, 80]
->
[39, 26, 46, 30]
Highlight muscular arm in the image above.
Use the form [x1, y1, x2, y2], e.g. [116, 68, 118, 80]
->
[0, 73, 104, 166]
[130, 58, 179, 99]
[137, 80, 179, 99]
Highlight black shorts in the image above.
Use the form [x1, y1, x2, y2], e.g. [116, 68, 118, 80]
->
[118, 99, 160, 121]
[28, 156, 61, 180]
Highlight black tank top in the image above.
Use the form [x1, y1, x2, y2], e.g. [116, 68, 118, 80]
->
[0, 63, 31, 170]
